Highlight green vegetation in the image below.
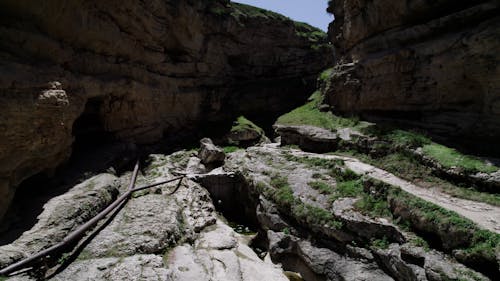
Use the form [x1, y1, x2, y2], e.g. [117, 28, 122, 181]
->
[283, 227, 291, 235]
[319, 67, 334, 83]
[410, 236, 430, 251]
[384, 130, 431, 148]
[276, 91, 361, 131]
[464, 229, 500, 261]
[267, 175, 343, 229]
[389, 188, 500, 261]
[422, 144, 498, 173]
[355, 192, 392, 218]
[231, 3, 289, 21]
[337, 150, 500, 206]
[223, 146, 241, 153]
[371, 237, 390, 249]
[231, 116, 264, 135]
[58, 253, 71, 265]
[209, 6, 229, 16]
[284, 153, 343, 169]
[308, 180, 332, 194]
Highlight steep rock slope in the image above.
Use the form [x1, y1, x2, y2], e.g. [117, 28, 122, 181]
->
[325, 0, 500, 152]
[0, 0, 332, 221]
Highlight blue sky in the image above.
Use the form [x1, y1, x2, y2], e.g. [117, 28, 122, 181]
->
[233, 0, 333, 31]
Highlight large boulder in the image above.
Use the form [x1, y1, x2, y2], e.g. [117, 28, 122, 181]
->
[198, 138, 225, 166]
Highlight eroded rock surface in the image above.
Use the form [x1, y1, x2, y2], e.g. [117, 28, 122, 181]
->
[1, 143, 493, 280]
[326, 0, 500, 154]
[0, 0, 332, 221]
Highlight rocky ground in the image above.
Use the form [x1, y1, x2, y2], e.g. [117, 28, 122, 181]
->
[0, 133, 497, 280]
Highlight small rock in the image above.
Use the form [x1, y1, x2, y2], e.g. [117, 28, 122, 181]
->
[198, 138, 225, 166]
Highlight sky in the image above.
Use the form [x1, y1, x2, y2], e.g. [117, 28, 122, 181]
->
[233, 0, 333, 31]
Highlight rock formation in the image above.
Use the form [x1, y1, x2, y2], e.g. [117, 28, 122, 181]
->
[0, 0, 332, 221]
[1, 143, 493, 280]
[325, 0, 500, 154]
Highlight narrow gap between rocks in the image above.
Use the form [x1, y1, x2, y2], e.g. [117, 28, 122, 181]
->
[196, 174, 325, 281]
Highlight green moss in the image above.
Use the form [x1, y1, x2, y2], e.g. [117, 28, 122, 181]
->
[410, 236, 430, 251]
[337, 180, 363, 197]
[371, 237, 390, 249]
[342, 151, 500, 207]
[308, 180, 333, 194]
[267, 175, 343, 230]
[231, 116, 264, 135]
[319, 68, 334, 83]
[284, 153, 343, 170]
[223, 146, 241, 153]
[389, 188, 500, 259]
[276, 91, 361, 131]
[422, 144, 498, 173]
[355, 193, 392, 218]
[231, 3, 289, 21]
[385, 130, 431, 148]
[294, 204, 343, 229]
[464, 229, 500, 261]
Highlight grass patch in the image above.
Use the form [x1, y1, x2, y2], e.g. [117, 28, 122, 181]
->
[464, 229, 500, 261]
[223, 146, 241, 153]
[276, 91, 361, 131]
[355, 193, 392, 218]
[231, 116, 264, 135]
[384, 130, 431, 148]
[284, 153, 344, 170]
[337, 180, 363, 197]
[308, 180, 333, 194]
[267, 175, 343, 229]
[410, 236, 430, 251]
[339, 151, 500, 207]
[319, 67, 333, 82]
[371, 237, 390, 249]
[389, 188, 500, 260]
[422, 144, 498, 173]
[231, 3, 288, 21]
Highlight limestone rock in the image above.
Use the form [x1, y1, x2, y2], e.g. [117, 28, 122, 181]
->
[198, 138, 225, 166]
[0, 0, 332, 222]
[267, 231, 394, 281]
[50, 255, 171, 281]
[0, 174, 119, 268]
[332, 198, 405, 243]
[326, 0, 500, 155]
[274, 125, 339, 153]
[167, 221, 288, 281]
[226, 116, 269, 147]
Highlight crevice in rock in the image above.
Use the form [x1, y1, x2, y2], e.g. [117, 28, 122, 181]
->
[71, 96, 115, 154]
[196, 173, 260, 231]
[0, 172, 51, 245]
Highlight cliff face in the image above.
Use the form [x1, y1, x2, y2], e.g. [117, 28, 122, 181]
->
[326, 0, 500, 152]
[0, 0, 332, 221]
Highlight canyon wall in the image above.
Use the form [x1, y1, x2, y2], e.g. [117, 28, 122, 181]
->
[326, 0, 500, 153]
[0, 0, 332, 221]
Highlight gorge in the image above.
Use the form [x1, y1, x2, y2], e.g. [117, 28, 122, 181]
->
[0, 0, 499, 280]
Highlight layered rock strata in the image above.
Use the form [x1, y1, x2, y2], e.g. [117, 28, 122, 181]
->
[325, 0, 500, 153]
[0, 0, 332, 221]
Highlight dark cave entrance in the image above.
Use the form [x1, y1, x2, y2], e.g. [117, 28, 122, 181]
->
[72, 97, 115, 155]
[0, 97, 134, 245]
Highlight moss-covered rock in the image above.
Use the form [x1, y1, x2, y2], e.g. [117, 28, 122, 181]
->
[226, 116, 268, 147]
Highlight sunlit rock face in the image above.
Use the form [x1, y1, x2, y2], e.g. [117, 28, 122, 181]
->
[326, 0, 500, 153]
[0, 0, 332, 220]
